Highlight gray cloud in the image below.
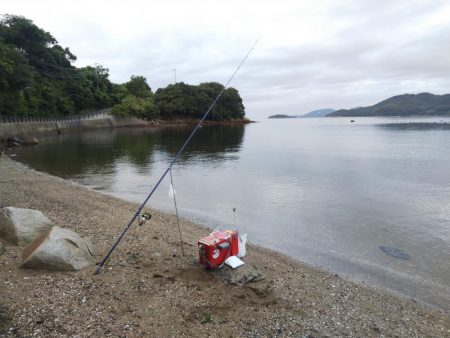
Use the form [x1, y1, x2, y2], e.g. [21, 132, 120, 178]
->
[235, 2, 450, 117]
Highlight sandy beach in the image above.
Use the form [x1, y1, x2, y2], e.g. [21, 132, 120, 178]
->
[0, 155, 449, 337]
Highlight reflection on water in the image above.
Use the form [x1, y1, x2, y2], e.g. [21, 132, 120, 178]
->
[12, 118, 450, 311]
[14, 125, 245, 182]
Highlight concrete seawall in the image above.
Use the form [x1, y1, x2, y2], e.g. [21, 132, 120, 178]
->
[0, 115, 148, 139]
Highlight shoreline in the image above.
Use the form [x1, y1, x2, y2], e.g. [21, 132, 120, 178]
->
[0, 155, 449, 336]
[0, 116, 255, 141]
[147, 118, 255, 126]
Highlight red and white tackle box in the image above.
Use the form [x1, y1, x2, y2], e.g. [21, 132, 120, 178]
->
[198, 230, 239, 269]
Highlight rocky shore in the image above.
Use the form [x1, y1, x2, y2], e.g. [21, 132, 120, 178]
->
[0, 155, 449, 337]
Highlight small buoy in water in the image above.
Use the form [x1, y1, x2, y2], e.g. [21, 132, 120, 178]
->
[350, 120, 355, 123]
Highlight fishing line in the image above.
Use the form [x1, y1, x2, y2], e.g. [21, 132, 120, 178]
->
[169, 168, 184, 257]
[94, 38, 260, 274]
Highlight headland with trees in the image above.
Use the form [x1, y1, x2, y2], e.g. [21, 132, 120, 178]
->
[0, 15, 246, 122]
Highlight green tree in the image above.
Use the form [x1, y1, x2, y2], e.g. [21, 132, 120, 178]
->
[125, 75, 152, 98]
[111, 95, 159, 120]
[153, 81, 246, 120]
[111, 75, 159, 120]
[0, 14, 119, 117]
[0, 37, 33, 114]
[153, 82, 198, 118]
[0, 15, 246, 120]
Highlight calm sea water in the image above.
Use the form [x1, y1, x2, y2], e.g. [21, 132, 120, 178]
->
[12, 117, 450, 311]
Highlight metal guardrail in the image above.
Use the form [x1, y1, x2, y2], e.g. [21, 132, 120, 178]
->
[0, 109, 111, 124]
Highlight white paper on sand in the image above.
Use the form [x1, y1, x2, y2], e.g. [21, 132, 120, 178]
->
[224, 255, 245, 269]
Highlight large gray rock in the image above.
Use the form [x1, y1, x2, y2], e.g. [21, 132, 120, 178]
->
[0, 207, 53, 247]
[21, 226, 95, 271]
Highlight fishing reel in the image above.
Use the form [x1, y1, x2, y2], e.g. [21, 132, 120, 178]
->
[138, 211, 152, 226]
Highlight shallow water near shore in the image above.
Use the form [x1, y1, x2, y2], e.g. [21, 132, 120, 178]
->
[12, 117, 450, 311]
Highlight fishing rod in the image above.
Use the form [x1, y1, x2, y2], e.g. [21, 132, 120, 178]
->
[94, 39, 259, 274]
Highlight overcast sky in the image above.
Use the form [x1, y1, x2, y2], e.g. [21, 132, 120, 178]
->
[3, 0, 450, 119]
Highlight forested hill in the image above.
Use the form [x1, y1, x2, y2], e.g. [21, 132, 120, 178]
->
[0, 15, 245, 121]
[0, 15, 118, 116]
[327, 93, 450, 117]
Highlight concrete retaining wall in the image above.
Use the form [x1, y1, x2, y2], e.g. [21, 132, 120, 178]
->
[0, 115, 148, 139]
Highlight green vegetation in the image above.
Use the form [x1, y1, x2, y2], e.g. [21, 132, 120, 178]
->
[111, 75, 159, 120]
[154, 82, 245, 121]
[328, 93, 450, 117]
[0, 15, 119, 116]
[0, 15, 246, 121]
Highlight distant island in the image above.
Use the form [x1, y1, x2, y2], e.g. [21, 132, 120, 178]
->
[269, 93, 450, 119]
[267, 114, 295, 119]
[301, 108, 336, 118]
[268, 108, 335, 119]
[327, 93, 450, 117]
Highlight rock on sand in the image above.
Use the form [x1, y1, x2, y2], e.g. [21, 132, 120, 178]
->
[21, 226, 95, 271]
[0, 207, 53, 247]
